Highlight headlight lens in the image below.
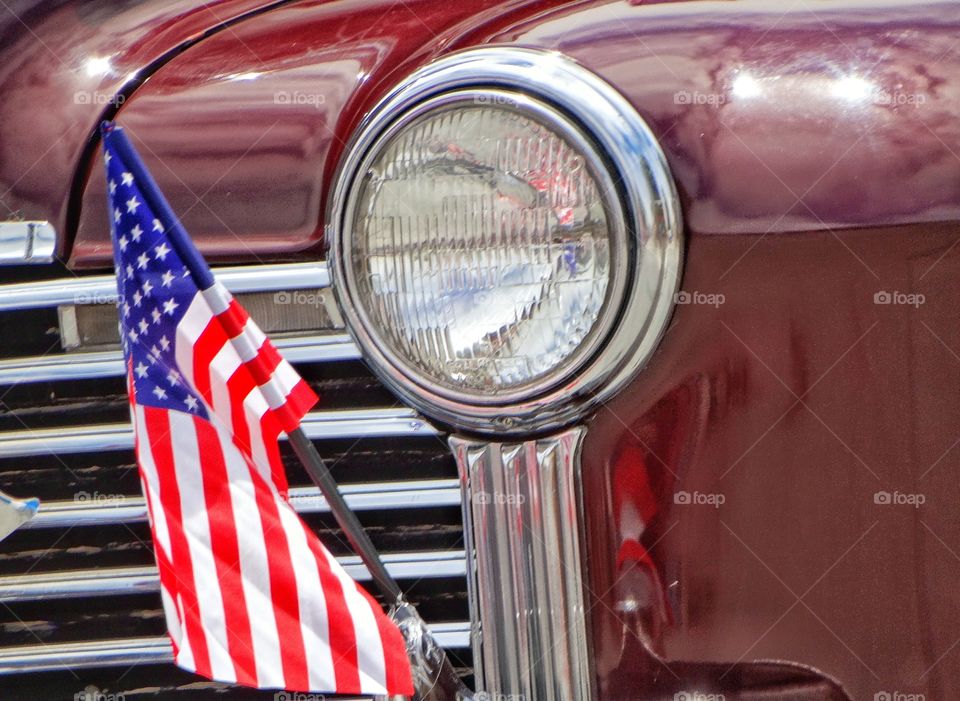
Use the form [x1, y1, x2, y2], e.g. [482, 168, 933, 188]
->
[343, 93, 626, 401]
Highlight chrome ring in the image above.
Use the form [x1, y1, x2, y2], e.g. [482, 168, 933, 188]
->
[328, 47, 683, 436]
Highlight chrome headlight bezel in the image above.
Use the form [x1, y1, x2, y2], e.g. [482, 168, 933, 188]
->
[329, 47, 683, 435]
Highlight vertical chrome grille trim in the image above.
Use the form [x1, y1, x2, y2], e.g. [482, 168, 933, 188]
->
[451, 427, 594, 701]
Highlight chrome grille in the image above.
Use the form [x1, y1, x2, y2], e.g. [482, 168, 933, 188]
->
[0, 262, 472, 698]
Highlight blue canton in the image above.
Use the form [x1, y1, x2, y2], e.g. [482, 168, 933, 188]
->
[104, 145, 208, 419]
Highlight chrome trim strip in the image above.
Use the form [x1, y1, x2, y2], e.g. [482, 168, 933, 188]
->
[0, 551, 467, 602]
[0, 261, 329, 312]
[329, 47, 682, 435]
[26, 479, 461, 529]
[0, 408, 437, 459]
[451, 427, 594, 701]
[0, 623, 471, 674]
[0, 333, 360, 385]
[0, 221, 56, 265]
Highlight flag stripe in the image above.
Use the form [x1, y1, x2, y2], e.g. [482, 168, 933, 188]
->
[193, 415, 258, 685]
[143, 407, 213, 676]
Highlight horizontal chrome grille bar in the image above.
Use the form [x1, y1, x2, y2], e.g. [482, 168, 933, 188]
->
[26, 479, 460, 529]
[0, 623, 470, 674]
[0, 333, 360, 385]
[0, 261, 328, 312]
[0, 408, 437, 459]
[0, 551, 467, 602]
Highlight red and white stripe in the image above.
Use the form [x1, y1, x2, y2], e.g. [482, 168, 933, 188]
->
[130, 283, 413, 695]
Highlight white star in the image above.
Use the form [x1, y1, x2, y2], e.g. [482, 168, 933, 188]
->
[150, 344, 161, 358]
[104, 151, 112, 165]
[126, 196, 140, 214]
[152, 219, 164, 233]
[121, 172, 134, 186]
[162, 298, 179, 316]
[184, 395, 199, 411]
[109, 179, 117, 195]
[118, 235, 128, 251]
[161, 270, 175, 288]
[147, 353, 157, 365]
[132, 290, 143, 307]
[122, 302, 131, 318]
[136, 252, 150, 270]
[131, 224, 143, 242]
[113, 208, 121, 223]
[151, 308, 161, 324]
[127, 328, 138, 343]
[141, 279, 153, 297]
[125, 264, 134, 280]
[167, 369, 181, 386]
[137, 318, 149, 334]
[134, 362, 148, 379]
[159, 335, 171, 351]
[152, 386, 167, 400]
[154, 242, 171, 261]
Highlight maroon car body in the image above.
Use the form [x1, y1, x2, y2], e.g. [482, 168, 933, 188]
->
[1, 0, 958, 699]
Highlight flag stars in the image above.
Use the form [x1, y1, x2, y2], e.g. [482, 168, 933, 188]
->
[142, 279, 153, 297]
[118, 235, 128, 252]
[134, 361, 149, 379]
[109, 179, 117, 195]
[121, 171, 134, 187]
[136, 252, 150, 270]
[152, 386, 168, 400]
[184, 395, 199, 412]
[127, 328, 138, 343]
[150, 344, 162, 359]
[151, 308, 162, 324]
[126, 196, 141, 214]
[132, 290, 143, 307]
[122, 302, 131, 318]
[113, 208, 121, 223]
[152, 219, 164, 233]
[159, 335, 171, 351]
[154, 242, 171, 261]
[161, 270, 175, 288]
[137, 318, 149, 335]
[162, 298, 179, 316]
[126, 264, 134, 280]
[131, 224, 143, 242]
[167, 369, 181, 386]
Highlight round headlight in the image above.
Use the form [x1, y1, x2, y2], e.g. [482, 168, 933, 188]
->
[344, 92, 627, 403]
[330, 48, 682, 434]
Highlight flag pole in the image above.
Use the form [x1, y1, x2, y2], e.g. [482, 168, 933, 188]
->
[286, 427, 474, 701]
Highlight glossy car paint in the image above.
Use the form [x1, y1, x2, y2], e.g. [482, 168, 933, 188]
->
[0, 0, 294, 258]
[13, 0, 960, 698]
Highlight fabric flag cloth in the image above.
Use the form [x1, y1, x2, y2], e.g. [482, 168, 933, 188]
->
[101, 122, 413, 696]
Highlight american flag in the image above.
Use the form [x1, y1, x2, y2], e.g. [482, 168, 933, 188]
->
[101, 122, 413, 696]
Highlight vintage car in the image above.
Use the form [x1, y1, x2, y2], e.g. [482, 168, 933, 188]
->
[0, 0, 956, 699]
